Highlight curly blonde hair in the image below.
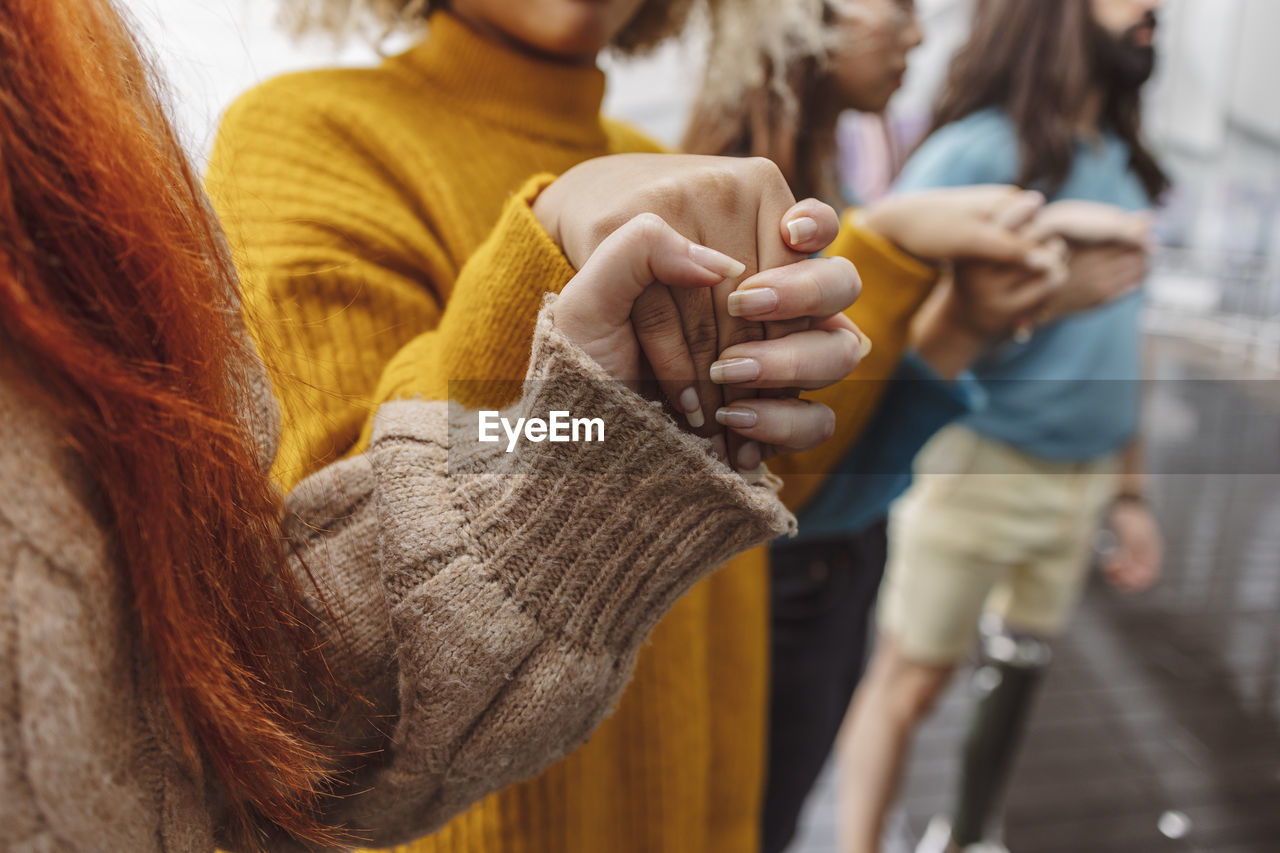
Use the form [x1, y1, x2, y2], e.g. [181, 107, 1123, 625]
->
[278, 0, 701, 54]
[698, 0, 836, 110]
[684, 0, 845, 201]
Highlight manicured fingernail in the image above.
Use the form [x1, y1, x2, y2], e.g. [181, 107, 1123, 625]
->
[680, 387, 704, 428]
[715, 406, 758, 429]
[709, 358, 760, 384]
[787, 216, 818, 245]
[689, 243, 747, 279]
[727, 287, 779, 317]
[737, 441, 763, 471]
[857, 330, 873, 359]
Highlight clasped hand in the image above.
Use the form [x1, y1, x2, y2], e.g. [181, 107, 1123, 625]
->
[539, 154, 864, 471]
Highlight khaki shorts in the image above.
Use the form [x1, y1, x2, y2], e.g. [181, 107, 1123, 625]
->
[878, 424, 1119, 665]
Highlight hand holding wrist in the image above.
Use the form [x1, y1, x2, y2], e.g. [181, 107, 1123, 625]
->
[910, 289, 987, 380]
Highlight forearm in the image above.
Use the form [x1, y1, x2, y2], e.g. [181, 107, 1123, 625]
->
[281, 300, 794, 847]
[909, 284, 988, 381]
[1117, 438, 1147, 498]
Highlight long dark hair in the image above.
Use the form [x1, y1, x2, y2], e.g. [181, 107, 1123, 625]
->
[0, 1, 349, 847]
[928, 0, 1169, 201]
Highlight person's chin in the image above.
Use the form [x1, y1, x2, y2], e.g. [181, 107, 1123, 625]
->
[538, 24, 612, 58]
[870, 77, 903, 112]
[849, 92, 894, 115]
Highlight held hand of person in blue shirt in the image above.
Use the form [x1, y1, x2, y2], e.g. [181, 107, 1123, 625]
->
[893, 108, 1153, 462]
[1025, 200, 1154, 329]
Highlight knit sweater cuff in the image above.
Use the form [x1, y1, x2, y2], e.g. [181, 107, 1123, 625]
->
[370, 296, 795, 654]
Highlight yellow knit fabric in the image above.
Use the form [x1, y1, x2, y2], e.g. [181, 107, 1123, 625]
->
[207, 12, 934, 852]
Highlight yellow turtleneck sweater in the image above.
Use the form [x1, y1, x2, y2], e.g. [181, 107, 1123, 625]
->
[206, 13, 934, 852]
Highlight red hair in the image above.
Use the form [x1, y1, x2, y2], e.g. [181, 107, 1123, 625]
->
[0, 1, 348, 846]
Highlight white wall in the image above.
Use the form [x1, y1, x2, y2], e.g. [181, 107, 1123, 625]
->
[1228, 0, 1280, 144]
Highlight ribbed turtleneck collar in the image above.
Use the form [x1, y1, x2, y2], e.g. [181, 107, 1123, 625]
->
[393, 11, 608, 148]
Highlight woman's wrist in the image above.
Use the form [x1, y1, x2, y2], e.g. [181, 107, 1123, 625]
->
[911, 297, 987, 380]
[859, 201, 933, 267]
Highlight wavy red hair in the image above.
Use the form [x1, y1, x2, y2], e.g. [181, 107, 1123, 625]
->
[0, 1, 348, 847]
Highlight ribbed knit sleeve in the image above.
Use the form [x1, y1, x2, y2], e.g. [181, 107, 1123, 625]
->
[207, 85, 577, 492]
[369, 175, 577, 414]
[770, 211, 940, 512]
[272, 299, 794, 850]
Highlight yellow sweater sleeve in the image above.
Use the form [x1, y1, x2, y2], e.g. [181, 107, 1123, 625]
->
[371, 176, 576, 412]
[771, 210, 939, 512]
[207, 86, 575, 490]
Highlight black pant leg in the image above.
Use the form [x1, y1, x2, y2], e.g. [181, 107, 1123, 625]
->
[761, 520, 889, 853]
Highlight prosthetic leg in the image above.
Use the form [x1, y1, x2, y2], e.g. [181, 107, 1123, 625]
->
[949, 616, 1052, 849]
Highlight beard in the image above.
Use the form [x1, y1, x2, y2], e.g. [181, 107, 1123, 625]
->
[1090, 12, 1158, 92]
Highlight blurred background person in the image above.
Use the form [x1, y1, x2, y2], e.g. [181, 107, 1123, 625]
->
[683, 3, 1160, 851]
[835, 1, 1168, 851]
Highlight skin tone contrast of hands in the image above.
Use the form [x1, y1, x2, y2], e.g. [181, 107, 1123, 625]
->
[538, 160, 1098, 471]
[535, 153, 862, 470]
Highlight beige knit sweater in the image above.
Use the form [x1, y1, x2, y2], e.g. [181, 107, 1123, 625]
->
[0, 300, 794, 851]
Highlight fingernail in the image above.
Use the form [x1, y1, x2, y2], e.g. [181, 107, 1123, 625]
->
[680, 387, 704, 428]
[689, 243, 747, 279]
[787, 216, 818, 245]
[727, 287, 779, 317]
[737, 441, 763, 471]
[715, 406, 758, 429]
[856, 330, 873, 359]
[709, 358, 760, 384]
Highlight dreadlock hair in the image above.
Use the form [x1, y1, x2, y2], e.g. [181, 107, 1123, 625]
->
[682, 0, 845, 203]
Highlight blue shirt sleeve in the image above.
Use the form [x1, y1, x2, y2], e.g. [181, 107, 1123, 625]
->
[791, 352, 985, 541]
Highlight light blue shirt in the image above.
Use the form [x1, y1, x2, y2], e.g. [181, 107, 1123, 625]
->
[894, 108, 1151, 461]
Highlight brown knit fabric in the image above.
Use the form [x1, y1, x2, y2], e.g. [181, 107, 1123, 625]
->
[0, 299, 794, 851]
